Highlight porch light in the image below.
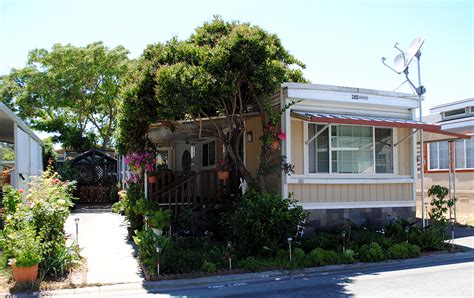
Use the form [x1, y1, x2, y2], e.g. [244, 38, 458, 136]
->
[190, 143, 196, 159]
[247, 132, 253, 143]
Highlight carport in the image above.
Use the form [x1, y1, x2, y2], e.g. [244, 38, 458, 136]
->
[0, 102, 44, 190]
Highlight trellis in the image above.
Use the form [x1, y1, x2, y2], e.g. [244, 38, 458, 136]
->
[71, 148, 118, 204]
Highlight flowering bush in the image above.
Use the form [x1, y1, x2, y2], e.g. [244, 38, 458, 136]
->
[263, 123, 286, 145]
[125, 152, 156, 175]
[0, 167, 80, 280]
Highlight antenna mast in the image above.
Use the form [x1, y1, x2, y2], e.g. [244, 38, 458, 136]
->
[381, 37, 427, 227]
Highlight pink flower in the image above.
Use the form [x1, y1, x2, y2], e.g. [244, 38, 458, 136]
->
[18, 189, 24, 194]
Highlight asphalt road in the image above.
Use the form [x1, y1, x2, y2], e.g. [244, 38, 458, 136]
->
[72, 250, 471, 297]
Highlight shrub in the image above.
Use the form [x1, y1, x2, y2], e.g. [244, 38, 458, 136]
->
[1, 169, 79, 280]
[238, 256, 279, 272]
[351, 229, 393, 250]
[387, 243, 410, 259]
[201, 261, 217, 273]
[133, 229, 171, 274]
[301, 232, 341, 252]
[387, 242, 422, 259]
[358, 242, 385, 262]
[292, 248, 308, 268]
[229, 188, 307, 257]
[26, 168, 79, 279]
[309, 248, 341, 266]
[342, 249, 356, 264]
[7, 226, 42, 267]
[146, 209, 170, 230]
[428, 185, 453, 226]
[409, 226, 445, 251]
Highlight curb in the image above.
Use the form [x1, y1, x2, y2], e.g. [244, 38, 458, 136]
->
[33, 249, 473, 296]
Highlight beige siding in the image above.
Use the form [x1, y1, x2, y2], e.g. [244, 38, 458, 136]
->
[244, 116, 263, 177]
[397, 128, 413, 176]
[288, 183, 413, 203]
[291, 119, 304, 174]
[417, 171, 474, 224]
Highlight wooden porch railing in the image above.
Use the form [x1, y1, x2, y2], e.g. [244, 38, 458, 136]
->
[148, 169, 224, 216]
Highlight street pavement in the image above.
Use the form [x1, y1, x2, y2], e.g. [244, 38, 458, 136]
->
[64, 207, 143, 284]
[37, 249, 473, 297]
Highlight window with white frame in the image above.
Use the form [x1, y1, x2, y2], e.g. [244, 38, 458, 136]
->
[428, 139, 474, 170]
[202, 140, 216, 167]
[308, 124, 393, 174]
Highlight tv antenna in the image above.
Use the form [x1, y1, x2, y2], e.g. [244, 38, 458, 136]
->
[381, 36, 427, 227]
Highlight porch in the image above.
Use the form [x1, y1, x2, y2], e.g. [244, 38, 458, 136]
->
[146, 168, 234, 216]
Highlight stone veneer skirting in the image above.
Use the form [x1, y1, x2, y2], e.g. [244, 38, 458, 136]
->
[306, 206, 416, 229]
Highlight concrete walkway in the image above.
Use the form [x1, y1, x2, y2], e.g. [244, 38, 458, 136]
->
[64, 207, 143, 285]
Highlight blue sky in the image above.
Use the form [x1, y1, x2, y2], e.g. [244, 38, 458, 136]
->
[1, 0, 472, 115]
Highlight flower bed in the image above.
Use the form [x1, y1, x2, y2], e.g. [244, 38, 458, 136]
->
[0, 167, 80, 284]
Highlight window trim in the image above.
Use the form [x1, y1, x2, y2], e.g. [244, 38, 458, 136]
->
[305, 122, 396, 176]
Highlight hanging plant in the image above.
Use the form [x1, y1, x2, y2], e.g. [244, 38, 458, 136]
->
[217, 159, 231, 180]
[263, 123, 286, 150]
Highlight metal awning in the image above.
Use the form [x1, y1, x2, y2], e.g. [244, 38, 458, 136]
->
[291, 111, 470, 139]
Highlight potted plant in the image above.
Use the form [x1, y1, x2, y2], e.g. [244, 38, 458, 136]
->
[217, 159, 231, 180]
[146, 210, 170, 236]
[264, 123, 286, 150]
[146, 167, 158, 184]
[8, 227, 42, 283]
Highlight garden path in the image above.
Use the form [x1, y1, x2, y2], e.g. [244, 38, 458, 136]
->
[64, 207, 143, 284]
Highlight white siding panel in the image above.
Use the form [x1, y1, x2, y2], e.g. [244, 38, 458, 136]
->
[16, 127, 30, 175]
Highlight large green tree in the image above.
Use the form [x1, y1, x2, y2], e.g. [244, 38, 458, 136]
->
[119, 17, 306, 191]
[0, 42, 129, 151]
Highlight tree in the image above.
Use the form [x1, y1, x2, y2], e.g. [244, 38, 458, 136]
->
[119, 17, 306, 191]
[0, 42, 130, 151]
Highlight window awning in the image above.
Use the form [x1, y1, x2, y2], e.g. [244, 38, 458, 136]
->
[291, 111, 470, 139]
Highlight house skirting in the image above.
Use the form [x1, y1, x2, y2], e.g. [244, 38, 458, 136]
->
[306, 206, 416, 228]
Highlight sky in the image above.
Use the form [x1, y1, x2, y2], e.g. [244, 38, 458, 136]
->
[0, 0, 473, 117]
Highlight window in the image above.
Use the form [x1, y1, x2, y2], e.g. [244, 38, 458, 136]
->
[202, 140, 216, 167]
[308, 124, 329, 173]
[429, 141, 450, 170]
[308, 124, 393, 174]
[375, 128, 394, 173]
[454, 138, 474, 169]
[429, 138, 474, 170]
[443, 108, 466, 119]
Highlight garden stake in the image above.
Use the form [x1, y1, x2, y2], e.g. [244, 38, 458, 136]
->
[227, 241, 233, 270]
[341, 231, 346, 254]
[75, 218, 80, 245]
[156, 246, 161, 276]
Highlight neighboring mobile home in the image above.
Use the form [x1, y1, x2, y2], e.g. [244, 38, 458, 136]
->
[419, 98, 474, 224]
[0, 102, 44, 191]
[143, 83, 466, 227]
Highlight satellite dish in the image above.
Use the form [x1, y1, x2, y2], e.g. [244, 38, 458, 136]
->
[382, 36, 425, 74]
[407, 36, 425, 57]
[393, 52, 409, 74]
[400, 36, 425, 70]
